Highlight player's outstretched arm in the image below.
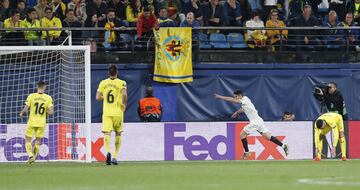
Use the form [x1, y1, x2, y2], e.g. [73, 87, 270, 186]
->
[19, 105, 29, 117]
[231, 108, 244, 118]
[47, 106, 54, 115]
[96, 91, 104, 101]
[214, 93, 239, 103]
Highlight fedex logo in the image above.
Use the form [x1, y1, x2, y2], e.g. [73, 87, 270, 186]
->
[0, 124, 83, 162]
[0, 124, 58, 161]
[164, 123, 286, 161]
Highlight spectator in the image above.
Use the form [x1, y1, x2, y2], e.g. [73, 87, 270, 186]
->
[288, 0, 303, 19]
[41, 7, 63, 45]
[248, 0, 262, 11]
[86, 0, 108, 23]
[180, 11, 200, 28]
[266, 9, 288, 50]
[223, 0, 242, 26]
[238, 0, 252, 22]
[136, 6, 158, 42]
[245, 10, 267, 48]
[329, 0, 346, 21]
[180, 12, 200, 39]
[34, 0, 48, 19]
[83, 12, 99, 52]
[262, 0, 279, 21]
[0, 0, 11, 22]
[183, 0, 203, 25]
[158, 0, 182, 23]
[107, 0, 126, 20]
[315, 82, 348, 120]
[23, 7, 43, 45]
[338, 12, 359, 51]
[142, 0, 160, 17]
[17, 0, 26, 20]
[68, 0, 87, 23]
[99, 8, 127, 49]
[282, 111, 295, 121]
[62, 9, 83, 45]
[3, 9, 24, 45]
[138, 86, 162, 122]
[202, 0, 224, 27]
[126, 0, 143, 26]
[288, 4, 321, 50]
[157, 6, 176, 27]
[51, 0, 67, 20]
[288, 0, 322, 19]
[346, 0, 360, 24]
[322, 10, 344, 49]
[26, 0, 37, 7]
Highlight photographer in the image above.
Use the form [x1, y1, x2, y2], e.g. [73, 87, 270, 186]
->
[314, 82, 348, 120]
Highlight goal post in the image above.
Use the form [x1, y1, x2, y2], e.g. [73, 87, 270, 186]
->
[0, 46, 92, 163]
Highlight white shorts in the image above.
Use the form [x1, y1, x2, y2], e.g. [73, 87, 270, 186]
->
[243, 120, 270, 135]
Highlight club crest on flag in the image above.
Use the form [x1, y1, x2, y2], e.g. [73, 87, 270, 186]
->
[153, 28, 193, 83]
[164, 36, 182, 61]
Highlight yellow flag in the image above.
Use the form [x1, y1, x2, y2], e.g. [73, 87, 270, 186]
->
[153, 27, 193, 83]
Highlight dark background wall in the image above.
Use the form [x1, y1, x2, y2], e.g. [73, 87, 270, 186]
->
[91, 63, 360, 122]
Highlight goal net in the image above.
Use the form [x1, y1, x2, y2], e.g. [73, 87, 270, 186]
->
[0, 46, 91, 163]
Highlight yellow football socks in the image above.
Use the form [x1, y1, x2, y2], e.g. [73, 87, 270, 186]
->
[113, 136, 122, 159]
[104, 135, 111, 153]
[25, 142, 33, 158]
[33, 143, 40, 158]
[340, 137, 346, 158]
[317, 138, 323, 159]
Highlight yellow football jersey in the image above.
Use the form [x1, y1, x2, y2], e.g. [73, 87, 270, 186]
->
[97, 78, 127, 116]
[315, 112, 343, 130]
[25, 93, 53, 127]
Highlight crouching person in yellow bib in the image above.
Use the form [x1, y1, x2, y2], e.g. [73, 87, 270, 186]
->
[19, 81, 54, 164]
[314, 112, 346, 161]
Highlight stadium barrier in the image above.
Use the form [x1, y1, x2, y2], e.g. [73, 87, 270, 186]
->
[0, 121, 312, 162]
[2, 121, 359, 162]
[0, 26, 360, 52]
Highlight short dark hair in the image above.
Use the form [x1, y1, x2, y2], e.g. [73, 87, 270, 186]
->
[106, 8, 115, 15]
[303, 4, 312, 9]
[146, 86, 153, 97]
[328, 81, 337, 88]
[316, 119, 325, 129]
[251, 9, 261, 18]
[38, 81, 46, 88]
[11, 9, 21, 16]
[159, 6, 167, 11]
[143, 6, 150, 12]
[233, 90, 243, 96]
[27, 7, 36, 15]
[44, 7, 53, 13]
[17, 0, 25, 4]
[66, 9, 74, 15]
[284, 111, 293, 115]
[108, 64, 118, 77]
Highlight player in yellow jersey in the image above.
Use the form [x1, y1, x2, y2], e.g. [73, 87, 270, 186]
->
[314, 112, 346, 161]
[19, 81, 54, 164]
[96, 64, 127, 165]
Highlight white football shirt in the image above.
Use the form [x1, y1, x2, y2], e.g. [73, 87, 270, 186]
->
[240, 96, 263, 122]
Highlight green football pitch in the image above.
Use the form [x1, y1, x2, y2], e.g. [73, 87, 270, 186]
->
[1, 160, 360, 190]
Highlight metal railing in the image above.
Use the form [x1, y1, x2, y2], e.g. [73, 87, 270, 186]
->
[0, 26, 359, 53]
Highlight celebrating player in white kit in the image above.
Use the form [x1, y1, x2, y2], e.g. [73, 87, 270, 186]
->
[214, 90, 289, 159]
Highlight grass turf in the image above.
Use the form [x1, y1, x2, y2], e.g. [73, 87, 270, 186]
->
[0, 160, 360, 190]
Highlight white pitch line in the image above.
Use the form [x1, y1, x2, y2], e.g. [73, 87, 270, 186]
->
[297, 176, 360, 186]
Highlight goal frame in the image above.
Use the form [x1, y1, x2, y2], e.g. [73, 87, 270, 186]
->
[0, 46, 92, 163]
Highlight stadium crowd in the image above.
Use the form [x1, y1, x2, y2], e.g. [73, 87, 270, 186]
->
[0, 0, 360, 50]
